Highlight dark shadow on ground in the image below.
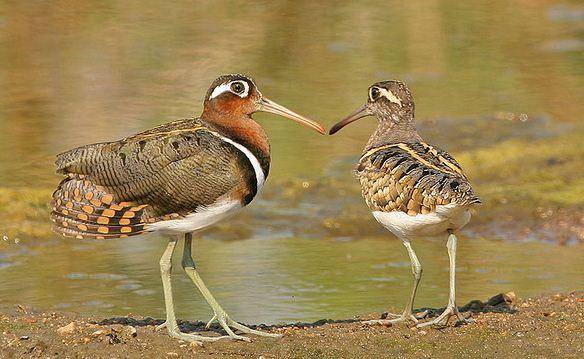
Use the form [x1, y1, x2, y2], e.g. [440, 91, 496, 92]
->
[96, 293, 516, 335]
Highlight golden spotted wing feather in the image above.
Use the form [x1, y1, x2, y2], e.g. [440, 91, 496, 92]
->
[357, 142, 480, 216]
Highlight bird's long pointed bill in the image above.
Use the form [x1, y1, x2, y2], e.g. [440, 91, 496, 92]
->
[260, 98, 325, 134]
[328, 104, 370, 135]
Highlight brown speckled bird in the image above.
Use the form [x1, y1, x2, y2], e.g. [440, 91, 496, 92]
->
[329, 80, 481, 327]
[50, 74, 325, 343]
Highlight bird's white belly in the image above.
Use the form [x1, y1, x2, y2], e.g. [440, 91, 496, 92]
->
[148, 198, 243, 234]
[372, 203, 471, 240]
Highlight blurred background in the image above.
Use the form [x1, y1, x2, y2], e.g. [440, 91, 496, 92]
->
[0, 1, 582, 324]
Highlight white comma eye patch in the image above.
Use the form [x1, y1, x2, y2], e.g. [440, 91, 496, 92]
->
[209, 80, 250, 99]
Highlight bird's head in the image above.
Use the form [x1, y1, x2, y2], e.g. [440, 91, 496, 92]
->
[203, 74, 324, 134]
[329, 80, 415, 135]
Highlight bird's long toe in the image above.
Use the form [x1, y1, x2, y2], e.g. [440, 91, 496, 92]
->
[364, 312, 418, 326]
[229, 320, 282, 338]
[167, 329, 229, 344]
[416, 306, 472, 328]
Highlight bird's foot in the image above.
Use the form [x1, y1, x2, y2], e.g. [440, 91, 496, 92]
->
[206, 311, 282, 341]
[363, 311, 419, 326]
[416, 305, 473, 328]
[166, 325, 230, 344]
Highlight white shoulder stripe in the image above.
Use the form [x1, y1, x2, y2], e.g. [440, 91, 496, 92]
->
[215, 134, 266, 193]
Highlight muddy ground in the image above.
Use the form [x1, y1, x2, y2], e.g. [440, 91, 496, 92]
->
[1, 291, 582, 358]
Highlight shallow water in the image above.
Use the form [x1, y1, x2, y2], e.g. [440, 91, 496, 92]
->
[0, 1, 583, 323]
[0, 235, 582, 324]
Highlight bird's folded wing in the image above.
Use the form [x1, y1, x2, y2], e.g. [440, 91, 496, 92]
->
[357, 142, 481, 215]
[54, 119, 249, 213]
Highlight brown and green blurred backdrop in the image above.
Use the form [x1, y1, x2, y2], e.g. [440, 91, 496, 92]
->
[0, 1, 582, 324]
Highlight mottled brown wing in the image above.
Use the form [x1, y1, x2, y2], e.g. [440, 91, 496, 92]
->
[51, 119, 253, 239]
[356, 142, 480, 215]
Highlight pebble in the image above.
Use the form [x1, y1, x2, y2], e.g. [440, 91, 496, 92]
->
[123, 325, 137, 338]
[56, 322, 76, 335]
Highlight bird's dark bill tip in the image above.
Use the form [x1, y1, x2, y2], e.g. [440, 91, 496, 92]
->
[328, 124, 343, 135]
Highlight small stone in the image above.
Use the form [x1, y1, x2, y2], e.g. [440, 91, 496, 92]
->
[91, 330, 105, 337]
[166, 352, 179, 357]
[123, 326, 137, 338]
[19, 335, 29, 340]
[504, 292, 517, 303]
[418, 330, 427, 336]
[189, 341, 203, 348]
[106, 332, 121, 344]
[56, 322, 76, 335]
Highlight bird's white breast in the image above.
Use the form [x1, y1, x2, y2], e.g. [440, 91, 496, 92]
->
[372, 203, 471, 240]
[149, 198, 242, 234]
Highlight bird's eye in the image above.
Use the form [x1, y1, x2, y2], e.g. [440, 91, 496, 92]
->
[370, 87, 381, 101]
[230, 81, 245, 95]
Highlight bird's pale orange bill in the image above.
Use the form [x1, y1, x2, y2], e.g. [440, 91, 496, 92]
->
[259, 98, 325, 135]
[328, 104, 371, 135]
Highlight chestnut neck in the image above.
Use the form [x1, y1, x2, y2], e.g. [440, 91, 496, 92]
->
[201, 106, 271, 177]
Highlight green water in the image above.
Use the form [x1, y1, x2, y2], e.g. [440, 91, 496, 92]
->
[0, 1, 583, 324]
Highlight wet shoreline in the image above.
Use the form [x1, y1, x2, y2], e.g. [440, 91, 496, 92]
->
[1, 292, 581, 358]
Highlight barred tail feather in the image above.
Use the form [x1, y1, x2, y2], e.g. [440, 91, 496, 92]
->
[50, 177, 150, 239]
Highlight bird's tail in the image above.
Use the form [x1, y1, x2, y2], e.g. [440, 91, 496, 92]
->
[50, 176, 149, 239]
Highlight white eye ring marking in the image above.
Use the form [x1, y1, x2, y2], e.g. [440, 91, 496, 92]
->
[369, 87, 381, 101]
[209, 80, 250, 99]
[370, 87, 402, 106]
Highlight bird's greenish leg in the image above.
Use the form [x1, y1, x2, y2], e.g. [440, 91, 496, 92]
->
[403, 240, 422, 319]
[417, 231, 473, 328]
[364, 240, 421, 326]
[181, 233, 282, 340]
[158, 238, 230, 343]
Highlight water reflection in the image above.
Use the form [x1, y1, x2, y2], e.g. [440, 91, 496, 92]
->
[0, 1, 583, 322]
[0, 236, 582, 324]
